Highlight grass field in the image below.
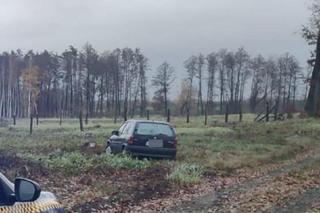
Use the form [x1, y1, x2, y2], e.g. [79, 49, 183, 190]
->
[0, 115, 320, 212]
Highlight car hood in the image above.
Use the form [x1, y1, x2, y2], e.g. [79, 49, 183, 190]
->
[38, 191, 58, 201]
[12, 192, 65, 213]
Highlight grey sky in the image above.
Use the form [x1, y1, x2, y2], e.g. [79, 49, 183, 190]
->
[0, 0, 313, 96]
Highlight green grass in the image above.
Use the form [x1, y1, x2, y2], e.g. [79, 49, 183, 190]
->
[0, 115, 320, 179]
[168, 163, 204, 185]
[21, 151, 152, 175]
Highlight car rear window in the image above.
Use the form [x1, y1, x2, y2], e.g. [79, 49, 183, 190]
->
[135, 123, 174, 137]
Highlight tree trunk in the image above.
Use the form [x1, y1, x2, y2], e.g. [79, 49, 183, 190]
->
[85, 113, 88, 125]
[59, 110, 62, 126]
[204, 105, 208, 126]
[79, 110, 84, 132]
[186, 108, 190, 123]
[225, 104, 229, 123]
[30, 114, 33, 135]
[167, 108, 170, 123]
[266, 102, 270, 122]
[305, 31, 320, 117]
[36, 113, 39, 125]
[239, 103, 243, 122]
[164, 85, 168, 116]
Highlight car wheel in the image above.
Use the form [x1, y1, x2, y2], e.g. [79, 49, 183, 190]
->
[105, 145, 112, 155]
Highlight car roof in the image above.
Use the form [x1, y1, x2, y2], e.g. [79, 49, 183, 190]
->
[127, 119, 172, 126]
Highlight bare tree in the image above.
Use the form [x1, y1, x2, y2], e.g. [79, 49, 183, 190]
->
[184, 56, 198, 119]
[152, 62, 175, 115]
[249, 55, 266, 112]
[196, 54, 205, 115]
[206, 52, 218, 114]
[217, 49, 227, 114]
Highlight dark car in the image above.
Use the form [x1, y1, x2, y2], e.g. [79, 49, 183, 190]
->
[0, 172, 64, 212]
[106, 120, 177, 159]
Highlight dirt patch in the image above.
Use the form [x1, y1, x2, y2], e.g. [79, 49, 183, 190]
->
[0, 152, 49, 179]
[72, 167, 173, 212]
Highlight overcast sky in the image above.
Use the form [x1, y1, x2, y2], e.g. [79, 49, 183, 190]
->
[0, 0, 313, 96]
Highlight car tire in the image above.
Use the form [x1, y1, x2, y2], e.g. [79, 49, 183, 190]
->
[105, 145, 112, 155]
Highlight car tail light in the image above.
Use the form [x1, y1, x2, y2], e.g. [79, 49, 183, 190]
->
[128, 136, 134, 144]
[173, 138, 178, 148]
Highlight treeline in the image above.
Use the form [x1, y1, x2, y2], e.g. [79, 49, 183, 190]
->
[0, 44, 307, 122]
[0, 43, 148, 121]
[157, 48, 306, 118]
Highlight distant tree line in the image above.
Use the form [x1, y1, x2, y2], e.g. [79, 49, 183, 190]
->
[0, 43, 148, 122]
[159, 49, 305, 119]
[0, 44, 307, 123]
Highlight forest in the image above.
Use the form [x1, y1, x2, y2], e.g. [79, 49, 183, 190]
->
[0, 44, 308, 123]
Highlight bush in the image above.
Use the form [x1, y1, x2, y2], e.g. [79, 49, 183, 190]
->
[168, 163, 204, 185]
[95, 154, 151, 170]
[24, 152, 152, 175]
[46, 152, 93, 175]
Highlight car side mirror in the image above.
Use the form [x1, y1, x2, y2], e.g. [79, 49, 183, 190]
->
[14, 178, 41, 202]
[111, 130, 119, 136]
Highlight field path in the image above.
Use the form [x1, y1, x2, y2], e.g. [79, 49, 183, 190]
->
[270, 187, 320, 213]
[166, 153, 320, 213]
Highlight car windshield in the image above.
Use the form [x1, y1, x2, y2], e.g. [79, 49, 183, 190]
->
[136, 123, 174, 137]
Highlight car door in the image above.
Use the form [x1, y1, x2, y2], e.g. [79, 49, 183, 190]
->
[109, 121, 131, 153]
[0, 182, 8, 206]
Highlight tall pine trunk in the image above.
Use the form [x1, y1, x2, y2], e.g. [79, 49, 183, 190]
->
[305, 31, 320, 117]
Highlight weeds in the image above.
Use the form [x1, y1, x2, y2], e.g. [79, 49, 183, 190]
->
[168, 163, 204, 185]
[23, 152, 151, 175]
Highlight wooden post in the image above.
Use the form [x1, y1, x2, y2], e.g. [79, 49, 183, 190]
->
[266, 102, 270, 122]
[59, 110, 62, 126]
[13, 115, 16, 125]
[204, 106, 208, 126]
[239, 104, 243, 122]
[225, 104, 229, 123]
[147, 110, 150, 120]
[186, 108, 190, 123]
[274, 101, 279, 121]
[85, 113, 88, 125]
[79, 111, 84, 132]
[167, 109, 170, 123]
[29, 115, 33, 135]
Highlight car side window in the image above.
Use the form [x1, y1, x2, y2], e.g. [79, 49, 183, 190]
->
[122, 122, 132, 136]
[118, 123, 127, 135]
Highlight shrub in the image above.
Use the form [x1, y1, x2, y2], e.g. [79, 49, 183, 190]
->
[46, 152, 93, 175]
[95, 154, 151, 170]
[168, 163, 204, 185]
[23, 151, 152, 175]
